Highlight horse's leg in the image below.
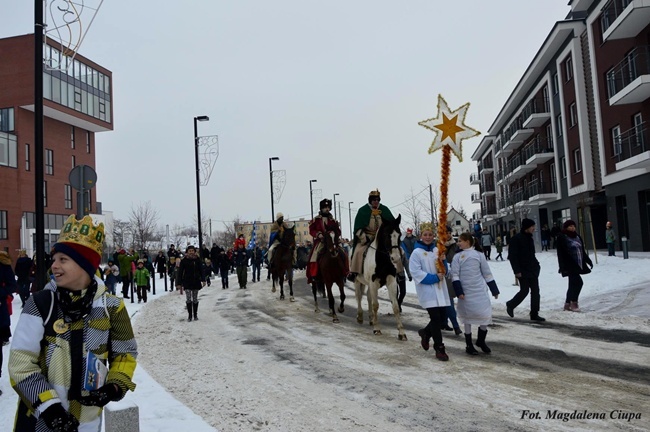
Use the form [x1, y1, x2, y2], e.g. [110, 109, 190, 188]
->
[370, 284, 382, 335]
[271, 270, 277, 293]
[288, 269, 295, 302]
[279, 272, 285, 300]
[355, 280, 365, 324]
[337, 280, 346, 314]
[386, 276, 407, 341]
[326, 281, 339, 323]
[311, 282, 320, 312]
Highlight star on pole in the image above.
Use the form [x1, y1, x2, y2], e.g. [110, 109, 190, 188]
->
[418, 94, 480, 162]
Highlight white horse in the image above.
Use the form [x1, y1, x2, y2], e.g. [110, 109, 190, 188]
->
[353, 215, 407, 340]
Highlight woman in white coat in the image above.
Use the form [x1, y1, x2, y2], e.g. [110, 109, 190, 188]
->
[451, 233, 500, 355]
[409, 222, 451, 361]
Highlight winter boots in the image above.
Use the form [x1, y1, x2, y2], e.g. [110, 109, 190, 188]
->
[193, 302, 199, 321]
[417, 328, 430, 351]
[434, 344, 449, 361]
[569, 301, 580, 312]
[465, 334, 479, 355]
[476, 328, 491, 353]
[186, 302, 193, 322]
[563, 302, 571, 311]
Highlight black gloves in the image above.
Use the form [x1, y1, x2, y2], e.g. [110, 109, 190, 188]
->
[41, 403, 79, 432]
[408, 276, 412, 282]
[78, 383, 122, 408]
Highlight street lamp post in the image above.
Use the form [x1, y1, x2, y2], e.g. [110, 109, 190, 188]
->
[309, 179, 317, 219]
[269, 157, 280, 221]
[333, 193, 339, 220]
[348, 202, 354, 239]
[194, 115, 209, 257]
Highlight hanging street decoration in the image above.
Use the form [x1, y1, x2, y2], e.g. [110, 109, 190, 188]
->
[419, 94, 480, 273]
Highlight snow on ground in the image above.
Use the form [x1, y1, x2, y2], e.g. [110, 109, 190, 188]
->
[2, 248, 649, 431]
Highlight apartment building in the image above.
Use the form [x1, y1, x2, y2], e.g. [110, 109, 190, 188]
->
[471, 0, 650, 251]
[0, 34, 113, 256]
[235, 218, 313, 247]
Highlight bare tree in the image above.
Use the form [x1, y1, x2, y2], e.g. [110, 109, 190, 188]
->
[399, 188, 427, 234]
[128, 201, 160, 253]
[455, 204, 468, 220]
[112, 219, 130, 249]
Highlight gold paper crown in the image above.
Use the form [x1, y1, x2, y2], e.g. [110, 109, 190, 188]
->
[420, 221, 434, 233]
[58, 215, 105, 256]
[369, 189, 381, 197]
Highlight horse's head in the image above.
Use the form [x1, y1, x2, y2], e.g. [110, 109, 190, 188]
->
[281, 225, 296, 248]
[323, 231, 340, 256]
[378, 214, 402, 267]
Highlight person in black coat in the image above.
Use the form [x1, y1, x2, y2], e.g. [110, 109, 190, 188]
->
[210, 244, 222, 278]
[178, 245, 206, 321]
[154, 251, 167, 279]
[506, 218, 545, 322]
[556, 220, 593, 312]
[233, 244, 249, 289]
[14, 250, 33, 307]
[217, 250, 231, 289]
[250, 245, 264, 282]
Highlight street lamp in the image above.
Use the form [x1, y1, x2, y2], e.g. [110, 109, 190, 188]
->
[194, 115, 209, 257]
[309, 179, 318, 219]
[333, 193, 339, 220]
[348, 202, 354, 239]
[269, 157, 280, 221]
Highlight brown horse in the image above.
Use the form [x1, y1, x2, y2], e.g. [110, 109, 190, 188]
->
[312, 231, 347, 322]
[270, 226, 295, 301]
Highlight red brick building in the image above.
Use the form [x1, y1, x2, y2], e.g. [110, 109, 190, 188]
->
[0, 34, 113, 256]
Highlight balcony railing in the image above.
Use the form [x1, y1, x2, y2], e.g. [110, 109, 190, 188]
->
[470, 172, 480, 184]
[601, 0, 634, 34]
[528, 179, 553, 197]
[523, 135, 554, 161]
[606, 45, 650, 100]
[472, 210, 482, 221]
[614, 122, 648, 162]
[506, 153, 523, 174]
[522, 97, 550, 118]
[478, 159, 494, 172]
[483, 177, 495, 192]
[471, 192, 481, 202]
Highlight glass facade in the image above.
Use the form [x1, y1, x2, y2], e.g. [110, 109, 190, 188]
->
[0, 131, 17, 168]
[0, 107, 14, 132]
[43, 45, 111, 123]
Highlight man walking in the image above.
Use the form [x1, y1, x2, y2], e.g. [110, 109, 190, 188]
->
[605, 221, 617, 256]
[506, 218, 545, 322]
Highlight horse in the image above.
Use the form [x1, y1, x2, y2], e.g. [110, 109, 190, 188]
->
[270, 225, 295, 301]
[312, 230, 347, 322]
[353, 214, 407, 340]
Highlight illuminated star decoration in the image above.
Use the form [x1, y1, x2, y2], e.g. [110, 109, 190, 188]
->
[418, 94, 480, 162]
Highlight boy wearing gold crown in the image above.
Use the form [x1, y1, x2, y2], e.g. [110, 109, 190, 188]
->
[9, 215, 138, 432]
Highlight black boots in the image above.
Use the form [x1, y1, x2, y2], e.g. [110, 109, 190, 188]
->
[193, 302, 199, 321]
[417, 328, 430, 351]
[434, 344, 449, 361]
[530, 314, 546, 322]
[465, 334, 479, 355]
[476, 328, 491, 353]
[186, 302, 192, 322]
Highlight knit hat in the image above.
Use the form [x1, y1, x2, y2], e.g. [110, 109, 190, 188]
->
[521, 218, 536, 231]
[51, 215, 104, 278]
[563, 219, 576, 229]
[406, 228, 413, 234]
[276, 212, 284, 220]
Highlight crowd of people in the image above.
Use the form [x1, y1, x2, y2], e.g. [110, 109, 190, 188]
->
[0, 190, 622, 428]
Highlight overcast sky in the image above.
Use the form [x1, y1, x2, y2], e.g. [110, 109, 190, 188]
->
[2, 1, 570, 236]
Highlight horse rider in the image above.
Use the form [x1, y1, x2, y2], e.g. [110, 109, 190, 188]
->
[347, 189, 396, 281]
[267, 212, 291, 265]
[306, 198, 349, 284]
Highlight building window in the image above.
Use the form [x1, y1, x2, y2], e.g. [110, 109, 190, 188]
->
[569, 103, 577, 127]
[86, 131, 91, 154]
[556, 114, 563, 137]
[0, 107, 15, 132]
[0, 132, 18, 167]
[0, 210, 7, 239]
[65, 184, 73, 209]
[25, 143, 30, 171]
[72, 155, 76, 168]
[45, 149, 54, 175]
[565, 57, 573, 82]
[612, 125, 621, 156]
[550, 162, 557, 193]
[44, 181, 48, 207]
[71, 126, 75, 149]
[633, 112, 644, 148]
[573, 149, 582, 173]
[561, 157, 567, 178]
[553, 73, 559, 95]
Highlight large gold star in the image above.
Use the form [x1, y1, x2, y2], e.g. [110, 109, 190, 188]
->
[418, 94, 480, 162]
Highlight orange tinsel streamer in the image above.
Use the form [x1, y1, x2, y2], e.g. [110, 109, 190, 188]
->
[436, 146, 451, 274]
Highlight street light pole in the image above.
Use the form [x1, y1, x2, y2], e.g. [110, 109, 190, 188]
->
[269, 157, 279, 221]
[194, 115, 209, 257]
[309, 179, 317, 219]
[348, 202, 353, 239]
[333, 193, 339, 220]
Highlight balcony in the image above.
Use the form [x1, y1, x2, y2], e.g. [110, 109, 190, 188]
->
[470, 172, 481, 185]
[614, 122, 650, 170]
[472, 210, 482, 221]
[502, 127, 535, 154]
[528, 179, 558, 204]
[522, 97, 551, 129]
[523, 136, 555, 167]
[602, 0, 650, 41]
[511, 187, 530, 205]
[481, 176, 496, 195]
[471, 192, 482, 203]
[607, 45, 650, 105]
[478, 159, 494, 173]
